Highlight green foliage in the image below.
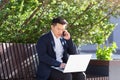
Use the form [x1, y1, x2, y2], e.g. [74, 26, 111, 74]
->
[0, 0, 120, 44]
[96, 42, 117, 61]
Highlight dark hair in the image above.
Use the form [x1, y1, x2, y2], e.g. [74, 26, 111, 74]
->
[51, 17, 68, 26]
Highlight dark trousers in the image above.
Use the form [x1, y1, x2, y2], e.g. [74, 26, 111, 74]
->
[48, 68, 86, 80]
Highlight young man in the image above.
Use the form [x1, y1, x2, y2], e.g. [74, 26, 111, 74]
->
[36, 17, 86, 80]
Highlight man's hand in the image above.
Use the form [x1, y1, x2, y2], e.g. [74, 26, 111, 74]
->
[63, 30, 70, 40]
[60, 63, 66, 69]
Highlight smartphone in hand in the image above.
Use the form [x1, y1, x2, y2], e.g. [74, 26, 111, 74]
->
[62, 31, 66, 37]
[62, 30, 70, 40]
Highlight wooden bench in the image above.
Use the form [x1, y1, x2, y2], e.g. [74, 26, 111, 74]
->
[0, 43, 108, 80]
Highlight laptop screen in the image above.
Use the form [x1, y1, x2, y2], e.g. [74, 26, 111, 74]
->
[63, 54, 92, 73]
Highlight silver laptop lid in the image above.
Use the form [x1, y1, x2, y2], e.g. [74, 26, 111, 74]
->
[63, 54, 92, 73]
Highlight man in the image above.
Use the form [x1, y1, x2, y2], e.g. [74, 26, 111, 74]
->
[36, 17, 86, 80]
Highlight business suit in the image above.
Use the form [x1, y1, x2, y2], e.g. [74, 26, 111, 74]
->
[36, 31, 85, 80]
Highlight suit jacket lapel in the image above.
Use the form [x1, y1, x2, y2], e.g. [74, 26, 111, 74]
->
[48, 31, 55, 52]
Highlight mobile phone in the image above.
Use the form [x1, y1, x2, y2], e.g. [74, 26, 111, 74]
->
[62, 31, 66, 37]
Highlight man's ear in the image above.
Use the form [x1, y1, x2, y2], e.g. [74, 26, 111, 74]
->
[51, 25, 53, 29]
[51, 25, 55, 29]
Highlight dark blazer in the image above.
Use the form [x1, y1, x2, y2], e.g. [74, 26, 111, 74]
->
[36, 31, 77, 80]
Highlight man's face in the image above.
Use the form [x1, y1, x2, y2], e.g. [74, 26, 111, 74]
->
[51, 23, 66, 38]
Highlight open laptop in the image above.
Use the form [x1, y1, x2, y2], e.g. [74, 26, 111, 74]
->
[51, 54, 92, 73]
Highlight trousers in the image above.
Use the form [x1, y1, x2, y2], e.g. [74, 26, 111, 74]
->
[48, 68, 86, 80]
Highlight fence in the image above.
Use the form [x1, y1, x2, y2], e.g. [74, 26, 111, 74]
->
[0, 43, 108, 80]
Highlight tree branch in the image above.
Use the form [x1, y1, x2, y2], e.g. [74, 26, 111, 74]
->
[34, 3, 49, 25]
[21, 0, 50, 27]
[0, 0, 9, 10]
[21, 5, 41, 27]
[93, 4, 118, 26]
[69, 2, 94, 28]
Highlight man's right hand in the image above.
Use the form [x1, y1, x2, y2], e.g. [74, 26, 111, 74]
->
[60, 63, 66, 68]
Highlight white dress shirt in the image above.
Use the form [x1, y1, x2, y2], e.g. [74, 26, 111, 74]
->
[51, 31, 64, 62]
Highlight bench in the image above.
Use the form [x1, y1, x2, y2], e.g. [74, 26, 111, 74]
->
[0, 43, 108, 80]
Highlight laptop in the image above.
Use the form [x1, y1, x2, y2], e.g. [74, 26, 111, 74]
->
[51, 54, 92, 73]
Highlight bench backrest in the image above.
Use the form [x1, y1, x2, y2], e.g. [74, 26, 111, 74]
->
[0, 43, 38, 80]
